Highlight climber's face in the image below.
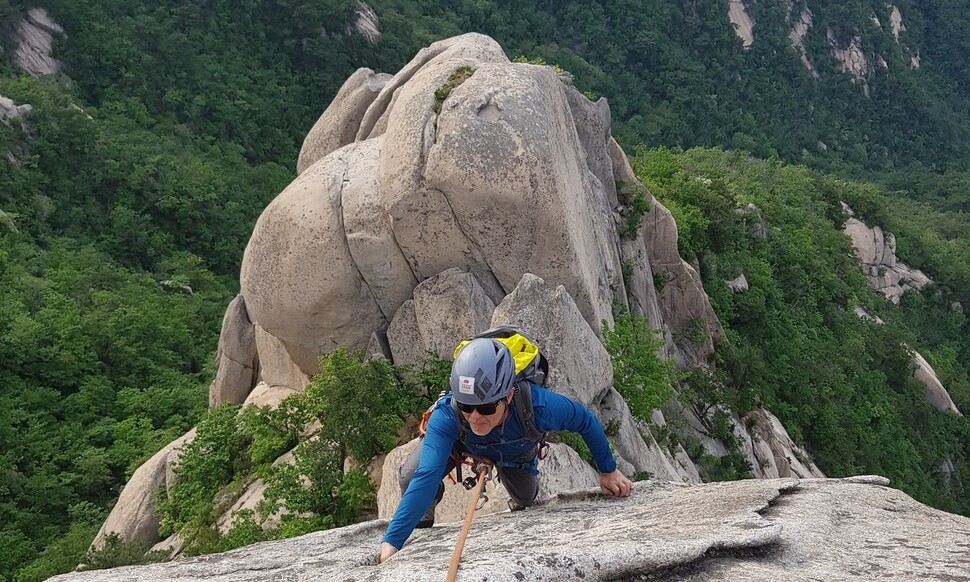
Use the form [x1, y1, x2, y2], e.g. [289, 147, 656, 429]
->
[461, 393, 512, 436]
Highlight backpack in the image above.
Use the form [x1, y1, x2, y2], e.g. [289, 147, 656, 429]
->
[419, 326, 550, 468]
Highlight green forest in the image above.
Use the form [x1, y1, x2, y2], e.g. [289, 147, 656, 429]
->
[1, 0, 969, 579]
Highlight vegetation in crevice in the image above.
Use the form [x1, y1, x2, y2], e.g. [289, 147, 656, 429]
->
[432, 66, 474, 114]
[146, 348, 439, 561]
[603, 308, 677, 422]
[616, 181, 652, 240]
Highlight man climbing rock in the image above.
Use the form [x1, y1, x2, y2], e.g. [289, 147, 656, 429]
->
[379, 336, 633, 563]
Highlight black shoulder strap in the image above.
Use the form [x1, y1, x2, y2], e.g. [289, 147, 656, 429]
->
[450, 396, 468, 440]
[513, 380, 545, 442]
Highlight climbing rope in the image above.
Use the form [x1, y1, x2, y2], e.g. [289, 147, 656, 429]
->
[446, 458, 493, 581]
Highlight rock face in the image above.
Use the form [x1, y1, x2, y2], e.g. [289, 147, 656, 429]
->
[0, 95, 32, 121]
[235, 29, 725, 394]
[95, 32, 805, 555]
[56, 476, 970, 582]
[238, 32, 639, 386]
[843, 208, 960, 416]
[12, 8, 64, 76]
[727, 0, 754, 48]
[843, 211, 931, 304]
[912, 351, 962, 416]
[208, 296, 259, 407]
[89, 429, 196, 550]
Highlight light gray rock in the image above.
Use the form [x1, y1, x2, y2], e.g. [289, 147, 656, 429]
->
[939, 457, 958, 491]
[745, 408, 825, 479]
[843, 215, 931, 304]
[385, 299, 424, 369]
[726, 273, 748, 292]
[563, 86, 617, 208]
[410, 268, 495, 360]
[236, 30, 710, 411]
[240, 141, 389, 360]
[370, 59, 505, 301]
[676, 402, 824, 481]
[252, 324, 311, 390]
[366, 331, 392, 360]
[209, 295, 259, 407]
[214, 477, 267, 535]
[373, 52, 508, 302]
[643, 199, 723, 369]
[340, 137, 418, 321]
[385, 268, 495, 370]
[648, 409, 703, 482]
[356, 33, 509, 141]
[491, 273, 612, 408]
[351, 2, 380, 45]
[89, 429, 196, 550]
[609, 138, 722, 369]
[242, 382, 299, 409]
[297, 68, 391, 174]
[612, 140, 675, 362]
[912, 351, 962, 415]
[0, 95, 32, 121]
[619, 235, 667, 334]
[12, 8, 64, 76]
[214, 448, 298, 537]
[57, 477, 970, 582]
[853, 305, 961, 416]
[425, 60, 622, 332]
[597, 388, 691, 481]
[728, 0, 755, 48]
[842, 235, 962, 416]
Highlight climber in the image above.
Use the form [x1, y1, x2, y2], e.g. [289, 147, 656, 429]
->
[378, 337, 633, 563]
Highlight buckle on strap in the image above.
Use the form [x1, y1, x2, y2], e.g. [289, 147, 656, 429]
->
[537, 441, 549, 461]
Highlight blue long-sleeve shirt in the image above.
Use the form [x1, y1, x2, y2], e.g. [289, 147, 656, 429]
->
[382, 384, 616, 549]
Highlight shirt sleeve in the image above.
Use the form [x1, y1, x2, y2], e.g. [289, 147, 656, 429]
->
[535, 387, 617, 474]
[381, 404, 459, 549]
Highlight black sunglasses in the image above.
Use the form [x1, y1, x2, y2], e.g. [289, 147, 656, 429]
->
[456, 399, 505, 415]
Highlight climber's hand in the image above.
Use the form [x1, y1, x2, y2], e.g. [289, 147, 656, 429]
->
[599, 470, 634, 497]
[379, 542, 398, 564]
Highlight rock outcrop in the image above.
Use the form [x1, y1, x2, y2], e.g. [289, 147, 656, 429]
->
[842, 204, 931, 304]
[732, 3, 917, 82]
[93, 32, 806, 556]
[842, 207, 960, 416]
[89, 429, 196, 550]
[853, 306, 962, 416]
[352, 2, 380, 44]
[727, 0, 754, 49]
[233, 30, 726, 395]
[57, 476, 970, 582]
[12, 8, 64, 76]
[912, 350, 962, 416]
[0, 95, 32, 122]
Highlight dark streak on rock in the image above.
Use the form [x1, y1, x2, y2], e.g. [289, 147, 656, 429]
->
[614, 543, 781, 581]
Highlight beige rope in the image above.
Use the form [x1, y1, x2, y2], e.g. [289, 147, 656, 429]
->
[445, 464, 490, 581]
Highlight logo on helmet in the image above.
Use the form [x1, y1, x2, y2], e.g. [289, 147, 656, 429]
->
[458, 375, 475, 395]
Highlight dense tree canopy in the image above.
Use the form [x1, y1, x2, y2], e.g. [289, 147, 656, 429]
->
[1, 1, 969, 580]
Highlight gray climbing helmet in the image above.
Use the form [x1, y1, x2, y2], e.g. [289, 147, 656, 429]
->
[450, 338, 515, 405]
